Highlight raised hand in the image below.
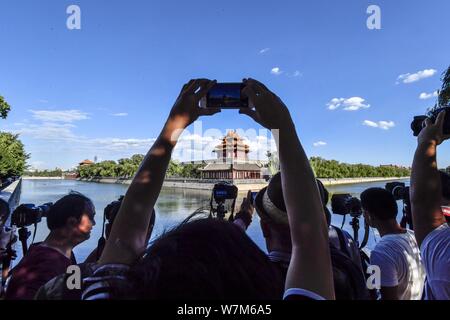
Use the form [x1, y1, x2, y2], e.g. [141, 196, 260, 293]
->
[169, 79, 221, 128]
[239, 78, 293, 130]
[418, 111, 450, 146]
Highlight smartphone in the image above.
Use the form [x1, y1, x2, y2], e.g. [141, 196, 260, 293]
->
[204, 83, 249, 109]
[251, 191, 258, 204]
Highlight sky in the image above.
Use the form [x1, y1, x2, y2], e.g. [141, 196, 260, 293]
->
[0, 0, 449, 170]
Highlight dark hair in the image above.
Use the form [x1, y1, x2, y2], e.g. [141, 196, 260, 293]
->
[440, 171, 450, 200]
[360, 188, 398, 221]
[46, 191, 94, 230]
[122, 217, 283, 300]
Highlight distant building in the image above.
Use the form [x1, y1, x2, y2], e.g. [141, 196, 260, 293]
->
[79, 159, 94, 166]
[200, 131, 262, 180]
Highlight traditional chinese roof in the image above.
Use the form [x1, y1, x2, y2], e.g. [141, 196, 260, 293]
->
[79, 159, 94, 165]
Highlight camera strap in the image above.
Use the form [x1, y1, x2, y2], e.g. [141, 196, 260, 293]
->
[31, 222, 38, 244]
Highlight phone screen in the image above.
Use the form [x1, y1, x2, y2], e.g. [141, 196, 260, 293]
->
[251, 192, 258, 203]
[206, 83, 249, 109]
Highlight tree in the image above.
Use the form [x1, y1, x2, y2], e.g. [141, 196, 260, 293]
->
[266, 151, 280, 175]
[0, 96, 11, 119]
[0, 132, 29, 179]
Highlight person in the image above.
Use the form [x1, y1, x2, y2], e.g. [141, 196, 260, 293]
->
[35, 197, 155, 300]
[410, 111, 450, 300]
[240, 78, 335, 300]
[81, 79, 283, 300]
[438, 170, 450, 224]
[0, 198, 16, 295]
[253, 172, 368, 299]
[361, 187, 425, 300]
[5, 192, 95, 300]
[84, 196, 156, 263]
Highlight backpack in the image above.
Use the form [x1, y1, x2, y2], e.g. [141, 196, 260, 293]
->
[329, 229, 370, 300]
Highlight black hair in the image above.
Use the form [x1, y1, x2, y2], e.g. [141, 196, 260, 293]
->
[360, 188, 398, 221]
[46, 191, 95, 230]
[121, 217, 283, 300]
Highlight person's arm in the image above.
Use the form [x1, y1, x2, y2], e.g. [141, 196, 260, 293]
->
[410, 111, 449, 247]
[99, 79, 219, 265]
[241, 79, 335, 300]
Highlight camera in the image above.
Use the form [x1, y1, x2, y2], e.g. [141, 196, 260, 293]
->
[11, 203, 53, 228]
[210, 182, 238, 220]
[411, 107, 450, 136]
[202, 83, 249, 109]
[331, 194, 362, 217]
[411, 67, 450, 136]
[385, 182, 412, 229]
[385, 182, 410, 201]
[212, 182, 238, 203]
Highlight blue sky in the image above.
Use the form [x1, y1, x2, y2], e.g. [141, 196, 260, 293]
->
[0, 0, 449, 170]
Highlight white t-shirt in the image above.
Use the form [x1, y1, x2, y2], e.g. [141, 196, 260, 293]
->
[370, 229, 425, 300]
[421, 223, 450, 300]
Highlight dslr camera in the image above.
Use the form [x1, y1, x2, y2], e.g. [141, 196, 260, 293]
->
[385, 182, 410, 201]
[11, 203, 53, 228]
[331, 194, 362, 218]
[411, 67, 450, 136]
[411, 106, 450, 136]
[210, 182, 238, 220]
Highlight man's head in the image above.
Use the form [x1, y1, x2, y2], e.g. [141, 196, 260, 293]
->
[360, 188, 398, 228]
[104, 196, 155, 243]
[125, 218, 283, 299]
[254, 173, 330, 252]
[46, 192, 95, 245]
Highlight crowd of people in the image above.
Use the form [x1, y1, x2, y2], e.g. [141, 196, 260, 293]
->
[0, 78, 449, 300]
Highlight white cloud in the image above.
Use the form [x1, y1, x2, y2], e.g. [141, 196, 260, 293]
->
[397, 69, 437, 84]
[270, 67, 283, 76]
[313, 141, 327, 147]
[30, 109, 89, 122]
[111, 113, 128, 117]
[363, 120, 395, 130]
[419, 91, 438, 100]
[259, 48, 270, 54]
[327, 97, 370, 111]
[292, 70, 301, 77]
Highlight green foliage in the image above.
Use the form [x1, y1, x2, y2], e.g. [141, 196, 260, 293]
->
[0, 96, 11, 119]
[439, 66, 450, 107]
[266, 151, 280, 175]
[25, 168, 63, 177]
[77, 155, 203, 179]
[309, 157, 410, 179]
[0, 132, 29, 179]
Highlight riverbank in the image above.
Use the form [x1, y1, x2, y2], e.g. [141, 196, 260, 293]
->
[22, 176, 64, 180]
[77, 176, 409, 190]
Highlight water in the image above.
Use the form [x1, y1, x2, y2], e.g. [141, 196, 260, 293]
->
[13, 178, 409, 264]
